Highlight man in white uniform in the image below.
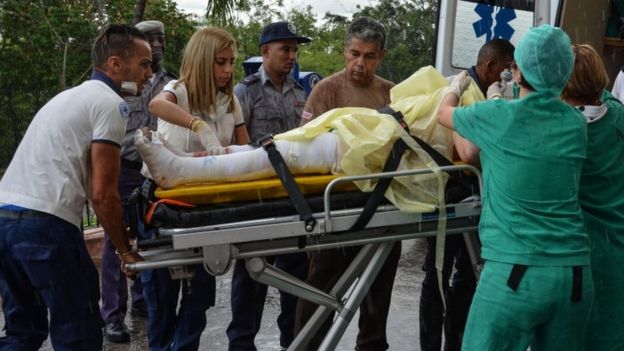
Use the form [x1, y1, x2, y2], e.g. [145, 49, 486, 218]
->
[0, 24, 152, 349]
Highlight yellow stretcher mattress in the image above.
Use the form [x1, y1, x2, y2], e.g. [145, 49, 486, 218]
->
[154, 174, 357, 205]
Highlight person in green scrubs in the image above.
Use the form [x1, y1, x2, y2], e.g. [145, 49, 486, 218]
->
[436, 25, 593, 351]
[561, 44, 624, 351]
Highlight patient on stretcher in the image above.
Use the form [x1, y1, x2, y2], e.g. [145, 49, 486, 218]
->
[136, 66, 485, 213]
[136, 129, 343, 187]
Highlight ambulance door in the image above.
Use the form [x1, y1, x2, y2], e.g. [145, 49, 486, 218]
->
[434, 0, 561, 77]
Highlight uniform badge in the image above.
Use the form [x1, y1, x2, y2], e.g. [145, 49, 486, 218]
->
[118, 101, 130, 120]
[288, 23, 297, 34]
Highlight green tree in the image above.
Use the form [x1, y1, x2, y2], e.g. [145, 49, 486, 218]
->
[0, 0, 196, 168]
[221, 0, 437, 84]
[207, 0, 250, 26]
[0, 0, 99, 169]
[223, 0, 346, 82]
[354, 0, 438, 83]
[296, 12, 350, 78]
[0, 0, 438, 169]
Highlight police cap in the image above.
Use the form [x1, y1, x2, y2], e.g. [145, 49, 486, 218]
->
[259, 21, 311, 47]
[135, 20, 164, 35]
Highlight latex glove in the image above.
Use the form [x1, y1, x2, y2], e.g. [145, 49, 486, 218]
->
[190, 119, 227, 155]
[448, 70, 471, 98]
[486, 81, 505, 100]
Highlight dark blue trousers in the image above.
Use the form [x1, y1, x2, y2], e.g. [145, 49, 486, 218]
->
[100, 164, 144, 324]
[419, 234, 476, 351]
[140, 265, 216, 351]
[135, 192, 216, 351]
[0, 211, 103, 350]
[227, 252, 308, 350]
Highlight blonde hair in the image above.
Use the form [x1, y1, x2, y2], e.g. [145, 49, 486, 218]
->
[562, 44, 609, 104]
[176, 27, 237, 114]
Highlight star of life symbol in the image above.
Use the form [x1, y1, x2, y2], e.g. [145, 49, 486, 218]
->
[472, 4, 516, 43]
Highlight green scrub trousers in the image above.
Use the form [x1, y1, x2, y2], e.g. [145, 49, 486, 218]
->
[462, 261, 593, 351]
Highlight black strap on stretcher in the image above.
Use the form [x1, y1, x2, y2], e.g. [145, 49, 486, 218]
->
[259, 134, 315, 248]
[349, 106, 475, 232]
[349, 136, 408, 231]
[126, 187, 143, 239]
[127, 179, 157, 237]
[379, 106, 475, 189]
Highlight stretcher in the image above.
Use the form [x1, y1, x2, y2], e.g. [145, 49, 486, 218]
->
[126, 163, 482, 351]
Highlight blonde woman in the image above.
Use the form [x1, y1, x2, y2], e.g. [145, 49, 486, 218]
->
[141, 27, 249, 350]
[562, 44, 624, 351]
[149, 26, 250, 156]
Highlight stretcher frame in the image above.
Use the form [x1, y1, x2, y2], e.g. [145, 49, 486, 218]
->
[127, 164, 482, 351]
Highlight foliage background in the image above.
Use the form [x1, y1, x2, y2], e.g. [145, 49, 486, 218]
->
[0, 0, 436, 169]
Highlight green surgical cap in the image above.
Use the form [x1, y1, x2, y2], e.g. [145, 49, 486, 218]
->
[514, 25, 573, 96]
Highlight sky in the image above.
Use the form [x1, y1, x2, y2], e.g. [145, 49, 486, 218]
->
[173, 0, 363, 20]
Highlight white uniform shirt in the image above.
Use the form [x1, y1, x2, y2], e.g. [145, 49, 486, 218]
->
[157, 80, 244, 153]
[0, 80, 126, 227]
[612, 70, 624, 103]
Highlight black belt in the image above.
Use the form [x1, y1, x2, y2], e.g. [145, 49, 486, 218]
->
[121, 158, 143, 170]
[0, 208, 52, 219]
[507, 264, 584, 303]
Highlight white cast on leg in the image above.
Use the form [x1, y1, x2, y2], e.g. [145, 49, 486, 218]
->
[135, 130, 342, 189]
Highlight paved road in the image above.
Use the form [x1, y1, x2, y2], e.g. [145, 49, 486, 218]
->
[1, 239, 428, 350]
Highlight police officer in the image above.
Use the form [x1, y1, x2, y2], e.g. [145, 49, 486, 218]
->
[100, 20, 176, 343]
[0, 24, 150, 349]
[226, 21, 310, 351]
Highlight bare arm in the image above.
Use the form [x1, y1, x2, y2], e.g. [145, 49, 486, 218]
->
[452, 132, 480, 165]
[90, 143, 142, 271]
[233, 124, 250, 145]
[437, 92, 459, 130]
[149, 91, 195, 130]
[437, 92, 481, 164]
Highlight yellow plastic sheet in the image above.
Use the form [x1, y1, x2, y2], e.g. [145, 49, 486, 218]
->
[277, 65, 484, 213]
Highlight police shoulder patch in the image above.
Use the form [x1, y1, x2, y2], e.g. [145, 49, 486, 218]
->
[242, 74, 260, 86]
[118, 101, 130, 120]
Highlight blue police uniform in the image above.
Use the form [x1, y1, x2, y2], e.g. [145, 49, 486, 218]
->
[140, 263, 216, 350]
[227, 64, 309, 351]
[226, 21, 311, 351]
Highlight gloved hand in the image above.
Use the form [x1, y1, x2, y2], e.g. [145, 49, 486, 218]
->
[486, 81, 505, 99]
[190, 118, 227, 155]
[448, 70, 471, 98]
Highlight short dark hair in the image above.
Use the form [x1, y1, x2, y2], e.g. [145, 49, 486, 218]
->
[476, 38, 515, 66]
[91, 24, 148, 69]
[345, 17, 387, 51]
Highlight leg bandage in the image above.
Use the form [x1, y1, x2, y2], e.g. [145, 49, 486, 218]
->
[135, 130, 341, 189]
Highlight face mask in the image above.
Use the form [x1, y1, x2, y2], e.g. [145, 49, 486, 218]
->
[512, 82, 520, 99]
[120, 81, 138, 95]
